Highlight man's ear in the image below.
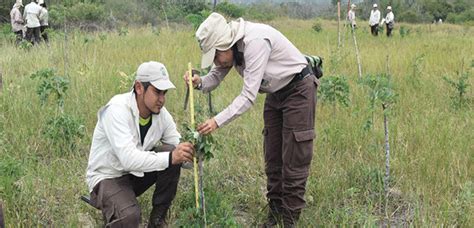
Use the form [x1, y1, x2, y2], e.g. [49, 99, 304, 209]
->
[134, 81, 144, 95]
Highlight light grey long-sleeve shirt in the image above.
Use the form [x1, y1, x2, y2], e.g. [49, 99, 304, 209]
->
[10, 7, 23, 32]
[200, 21, 307, 127]
[39, 7, 48, 26]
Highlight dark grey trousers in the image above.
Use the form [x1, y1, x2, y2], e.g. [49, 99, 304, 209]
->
[263, 74, 318, 217]
[90, 148, 180, 227]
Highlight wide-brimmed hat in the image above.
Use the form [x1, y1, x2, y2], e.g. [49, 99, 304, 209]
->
[135, 61, 175, 91]
[195, 12, 245, 68]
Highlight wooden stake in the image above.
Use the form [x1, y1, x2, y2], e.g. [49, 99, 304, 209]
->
[188, 62, 200, 210]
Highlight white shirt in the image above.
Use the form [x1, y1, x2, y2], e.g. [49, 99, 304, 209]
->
[86, 91, 181, 192]
[369, 9, 381, 26]
[23, 2, 42, 28]
[385, 12, 394, 24]
[348, 10, 356, 26]
[39, 7, 48, 26]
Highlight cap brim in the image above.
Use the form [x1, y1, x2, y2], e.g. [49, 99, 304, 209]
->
[150, 79, 176, 91]
[201, 48, 216, 69]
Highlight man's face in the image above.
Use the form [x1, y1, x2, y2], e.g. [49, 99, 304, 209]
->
[143, 85, 167, 115]
[214, 49, 234, 68]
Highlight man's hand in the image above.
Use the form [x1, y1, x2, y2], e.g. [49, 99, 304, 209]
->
[197, 118, 218, 135]
[183, 70, 202, 89]
[171, 142, 194, 165]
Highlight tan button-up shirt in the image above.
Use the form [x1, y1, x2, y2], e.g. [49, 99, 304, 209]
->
[10, 7, 23, 32]
[200, 21, 307, 127]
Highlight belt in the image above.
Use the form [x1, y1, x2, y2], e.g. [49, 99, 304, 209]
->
[275, 66, 312, 94]
[289, 65, 312, 84]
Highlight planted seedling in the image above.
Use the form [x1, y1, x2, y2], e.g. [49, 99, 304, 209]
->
[30, 68, 84, 153]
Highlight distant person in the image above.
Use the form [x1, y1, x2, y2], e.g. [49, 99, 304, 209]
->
[348, 4, 357, 29]
[385, 6, 395, 37]
[86, 61, 195, 227]
[369, 4, 381, 36]
[38, 0, 48, 43]
[23, 0, 42, 45]
[185, 12, 319, 227]
[438, 18, 443, 24]
[10, 1, 24, 45]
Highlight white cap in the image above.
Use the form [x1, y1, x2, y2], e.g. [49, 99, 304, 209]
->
[387, 6, 392, 10]
[373, 4, 378, 8]
[37, 0, 44, 4]
[351, 4, 356, 9]
[196, 12, 232, 68]
[135, 61, 176, 91]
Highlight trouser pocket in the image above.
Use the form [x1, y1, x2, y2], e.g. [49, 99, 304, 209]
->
[290, 129, 315, 167]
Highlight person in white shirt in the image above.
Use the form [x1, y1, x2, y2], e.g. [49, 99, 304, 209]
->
[385, 6, 395, 37]
[23, 0, 42, 44]
[38, 0, 48, 43]
[369, 4, 381, 36]
[86, 61, 195, 227]
[348, 4, 357, 29]
[10, 1, 24, 45]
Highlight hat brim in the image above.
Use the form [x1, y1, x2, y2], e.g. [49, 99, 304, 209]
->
[150, 79, 176, 91]
[201, 48, 216, 69]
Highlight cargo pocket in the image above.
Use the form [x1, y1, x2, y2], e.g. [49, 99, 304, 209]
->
[291, 129, 315, 167]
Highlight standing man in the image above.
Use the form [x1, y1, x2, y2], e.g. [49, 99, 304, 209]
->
[348, 4, 357, 29]
[385, 6, 395, 37]
[185, 12, 318, 227]
[86, 61, 195, 227]
[23, 0, 41, 45]
[38, 0, 49, 43]
[10, 0, 24, 45]
[369, 4, 381, 36]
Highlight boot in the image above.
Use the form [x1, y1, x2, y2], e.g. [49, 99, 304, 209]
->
[261, 200, 282, 228]
[147, 205, 169, 228]
[282, 208, 301, 228]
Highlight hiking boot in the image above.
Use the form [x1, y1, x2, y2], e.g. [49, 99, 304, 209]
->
[261, 200, 282, 228]
[282, 208, 300, 228]
[147, 205, 169, 228]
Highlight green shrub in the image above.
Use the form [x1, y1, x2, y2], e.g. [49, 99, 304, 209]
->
[216, 2, 244, 18]
[399, 26, 411, 38]
[312, 21, 323, 33]
[68, 2, 105, 23]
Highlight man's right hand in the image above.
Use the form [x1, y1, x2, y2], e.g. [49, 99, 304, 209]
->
[183, 70, 202, 89]
[171, 142, 194, 165]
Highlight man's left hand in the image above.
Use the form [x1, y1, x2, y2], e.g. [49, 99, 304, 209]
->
[197, 118, 218, 135]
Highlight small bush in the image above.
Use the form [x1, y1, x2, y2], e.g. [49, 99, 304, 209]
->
[399, 26, 411, 37]
[312, 21, 323, 33]
[42, 113, 85, 151]
[216, 2, 244, 18]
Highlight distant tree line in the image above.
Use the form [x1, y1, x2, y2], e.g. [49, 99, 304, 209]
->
[1, 0, 473, 29]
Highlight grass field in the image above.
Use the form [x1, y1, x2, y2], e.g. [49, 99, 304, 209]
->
[1, 19, 473, 226]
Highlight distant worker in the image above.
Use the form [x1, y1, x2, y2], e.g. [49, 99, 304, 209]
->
[10, 0, 24, 45]
[385, 6, 395, 37]
[23, 0, 42, 44]
[369, 4, 381, 36]
[38, 0, 49, 44]
[348, 4, 357, 29]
